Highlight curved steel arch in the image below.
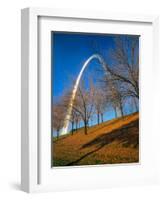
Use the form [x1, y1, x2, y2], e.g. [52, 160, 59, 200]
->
[60, 54, 110, 135]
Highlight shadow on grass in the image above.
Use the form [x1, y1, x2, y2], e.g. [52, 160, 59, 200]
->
[82, 120, 139, 149]
[66, 119, 139, 166]
[66, 146, 103, 166]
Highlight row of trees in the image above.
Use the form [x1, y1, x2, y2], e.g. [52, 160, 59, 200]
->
[53, 82, 107, 136]
[53, 36, 139, 137]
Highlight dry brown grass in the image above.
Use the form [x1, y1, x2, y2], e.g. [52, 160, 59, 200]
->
[53, 112, 139, 166]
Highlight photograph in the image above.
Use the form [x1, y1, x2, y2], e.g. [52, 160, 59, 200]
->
[52, 32, 139, 167]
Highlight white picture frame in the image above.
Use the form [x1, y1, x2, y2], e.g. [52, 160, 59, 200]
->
[21, 7, 159, 193]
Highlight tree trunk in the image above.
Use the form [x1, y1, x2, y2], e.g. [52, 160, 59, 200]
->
[71, 122, 74, 135]
[75, 121, 78, 132]
[101, 113, 104, 123]
[114, 107, 117, 118]
[97, 113, 100, 125]
[119, 101, 124, 117]
[57, 129, 59, 139]
[84, 121, 88, 135]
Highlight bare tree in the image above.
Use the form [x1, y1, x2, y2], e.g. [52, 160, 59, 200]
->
[52, 102, 65, 138]
[102, 36, 139, 99]
[69, 110, 81, 135]
[92, 84, 107, 124]
[59, 89, 83, 135]
[89, 35, 139, 99]
[72, 83, 95, 135]
[69, 110, 75, 135]
[74, 112, 81, 132]
[102, 75, 125, 117]
[88, 36, 139, 119]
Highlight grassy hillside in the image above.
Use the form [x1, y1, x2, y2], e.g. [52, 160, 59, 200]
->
[53, 112, 139, 166]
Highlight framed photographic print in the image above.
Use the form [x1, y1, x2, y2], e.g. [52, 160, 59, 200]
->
[21, 8, 159, 193]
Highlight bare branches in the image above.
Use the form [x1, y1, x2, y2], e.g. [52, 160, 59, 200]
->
[106, 36, 139, 99]
[73, 82, 95, 135]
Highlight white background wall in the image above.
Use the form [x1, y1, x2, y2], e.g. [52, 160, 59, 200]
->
[0, 0, 162, 199]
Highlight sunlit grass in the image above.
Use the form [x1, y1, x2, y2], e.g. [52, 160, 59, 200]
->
[53, 112, 139, 166]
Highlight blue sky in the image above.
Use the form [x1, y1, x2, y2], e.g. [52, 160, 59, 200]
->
[52, 32, 116, 99]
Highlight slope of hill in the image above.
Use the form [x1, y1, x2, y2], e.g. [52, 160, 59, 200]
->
[53, 112, 139, 166]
